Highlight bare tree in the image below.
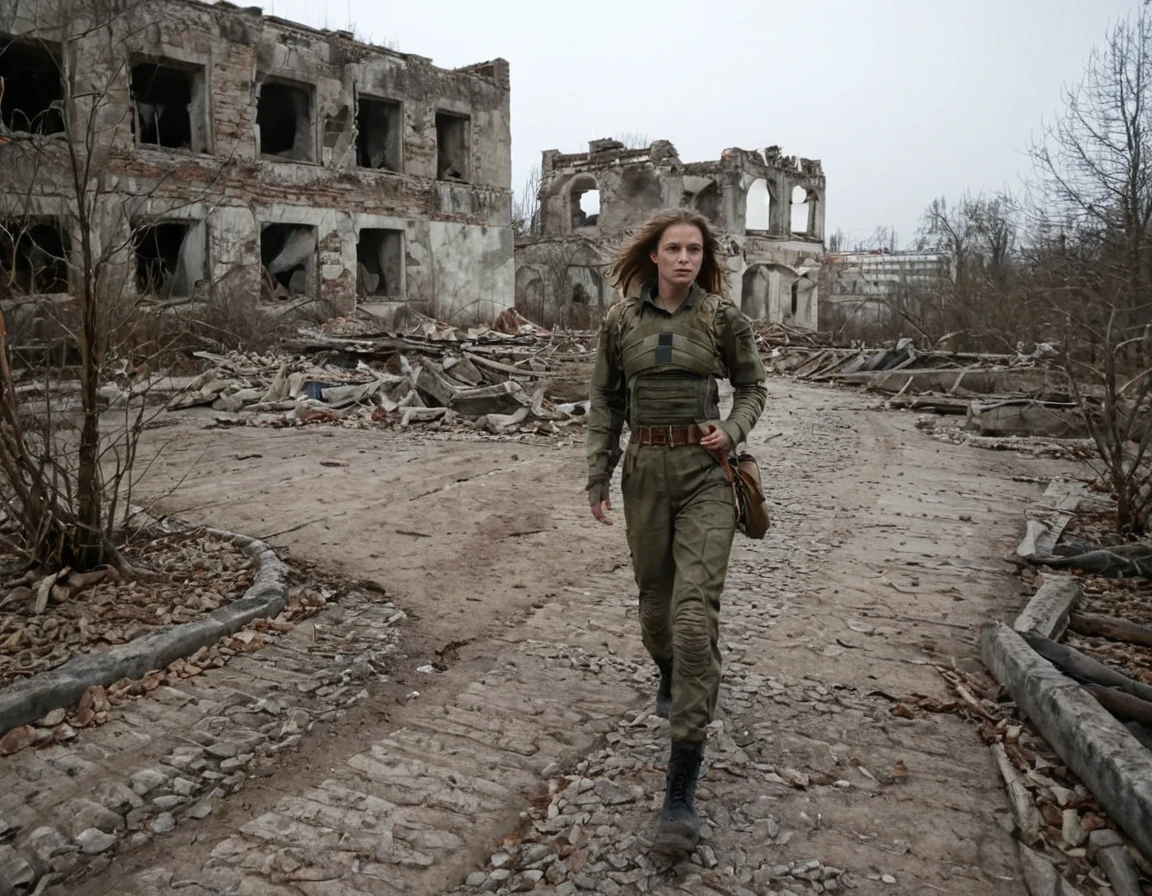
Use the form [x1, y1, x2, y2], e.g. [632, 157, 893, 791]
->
[906, 191, 1024, 349]
[1026, 10, 1152, 534]
[0, 0, 218, 570]
[512, 164, 540, 239]
[1030, 11, 1152, 339]
[613, 130, 650, 150]
[538, 240, 581, 331]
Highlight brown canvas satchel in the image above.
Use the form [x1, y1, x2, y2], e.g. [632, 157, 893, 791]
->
[709, 448, 771, 539]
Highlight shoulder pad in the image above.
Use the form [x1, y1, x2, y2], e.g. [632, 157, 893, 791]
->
[605, 296, 640, 330]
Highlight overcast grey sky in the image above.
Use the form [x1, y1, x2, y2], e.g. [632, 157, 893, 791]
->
[264, 0, 1141, 246]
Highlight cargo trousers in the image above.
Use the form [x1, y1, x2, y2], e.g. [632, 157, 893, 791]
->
[621, 439, 737, 744]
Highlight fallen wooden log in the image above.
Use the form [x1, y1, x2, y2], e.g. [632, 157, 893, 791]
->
[464, 352, 552, 379]
[1126, 721, 1152, 750]
[1020, 631, 1152, 703]
[1070, 612, 1152, 648]
[1043, 545, 1152, 578]
[1085, 685, 1152, 728]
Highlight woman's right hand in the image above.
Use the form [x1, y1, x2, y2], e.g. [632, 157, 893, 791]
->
[591, 500, 615, 525]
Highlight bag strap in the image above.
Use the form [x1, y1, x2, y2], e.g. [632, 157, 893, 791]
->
[707, 445, 742, 522]
[706, 445, 736, 483]
[700, 442, 728, 479]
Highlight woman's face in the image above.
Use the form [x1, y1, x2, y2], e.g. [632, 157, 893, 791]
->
[650, 224, 704, 288]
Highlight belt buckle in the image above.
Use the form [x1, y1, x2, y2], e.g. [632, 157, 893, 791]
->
[648, 426, 668, 447]
[666, 425, 676, 446]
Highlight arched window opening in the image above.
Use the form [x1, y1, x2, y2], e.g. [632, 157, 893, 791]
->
[691, 181, 722, 225]
[791, 185, 812, 235]
[741, 264, 770, 320]
[570, 176, 600, 230]
[745, 179, 770, 231]
[790, 280, 799, 316]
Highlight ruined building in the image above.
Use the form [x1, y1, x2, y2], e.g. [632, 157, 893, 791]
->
[514, 139, 826, 329]
[0, 0, 513, 322]
[822, 250, 954, 333]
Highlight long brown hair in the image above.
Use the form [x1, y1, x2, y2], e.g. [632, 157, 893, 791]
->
[607, 208, 726, 297]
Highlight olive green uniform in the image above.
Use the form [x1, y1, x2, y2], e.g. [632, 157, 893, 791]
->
[586, 281, 767, 744]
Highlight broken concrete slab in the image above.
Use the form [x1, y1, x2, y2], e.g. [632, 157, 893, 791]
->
[965, 401, 1086, 439]
[1014, 576, 1081, 640]
[415, 361, 462, 408]
[829, 367, 1063, 395]
[1017, 479, 1085, 561]
[448, 382, 530, 417]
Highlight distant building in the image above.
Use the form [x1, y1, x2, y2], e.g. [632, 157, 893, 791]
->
[822, 250, 954, 329]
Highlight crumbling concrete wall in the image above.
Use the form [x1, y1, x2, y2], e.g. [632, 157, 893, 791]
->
[0, 0, 513, 323]
[512, 237, 605, 330]
[515, 139, 825, 329]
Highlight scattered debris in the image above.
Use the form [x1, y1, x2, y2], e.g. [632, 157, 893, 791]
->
[0, 532, 253, 687]
[155, 310, 594, 436]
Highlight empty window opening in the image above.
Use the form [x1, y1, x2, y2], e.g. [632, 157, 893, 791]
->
[569, 177, 600, 229]
[261, 224, 317, 299]
[0, 219, 69, 294]
[134, 221, 202, 299]
[0, 39, 64, 135]
[746, 179, 770, 231]
[686, 181, 721, 227]
[131, 61, 205, 151]
[356, 228, 403, 297]
[435, 111, 469, 180]
[791, 185, 812, 235]
[740, 264, 770, 320]
[790, 281, 799, 317]
[567, 265, 602, 309]
[257, 80, 314, 161]
[357, 97, 401, 171]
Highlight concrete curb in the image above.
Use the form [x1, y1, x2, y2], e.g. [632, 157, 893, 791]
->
[1014, 575, 1081, 640]
[0, 521, 288, 738]
[983, 616, 1152, 861]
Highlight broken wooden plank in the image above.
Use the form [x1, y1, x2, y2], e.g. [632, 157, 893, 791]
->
[464, 352, 552, 379]
[990, 743, 1043, 846]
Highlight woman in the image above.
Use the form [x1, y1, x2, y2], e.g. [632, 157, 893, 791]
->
[585, 208, 767, 852]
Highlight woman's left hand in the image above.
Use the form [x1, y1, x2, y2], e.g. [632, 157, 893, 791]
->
[700, 424, 732, 452]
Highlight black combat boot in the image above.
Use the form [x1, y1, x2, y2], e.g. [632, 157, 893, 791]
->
[654, 741, 704, 854]
[655, 658, 673, 719]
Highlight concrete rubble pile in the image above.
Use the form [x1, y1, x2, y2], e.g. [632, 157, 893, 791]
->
[766, 337, 1093, 444]
[160, 309, 596, 436]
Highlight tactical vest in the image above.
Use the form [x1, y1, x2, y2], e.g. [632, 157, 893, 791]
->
[605, 293, 725, 427]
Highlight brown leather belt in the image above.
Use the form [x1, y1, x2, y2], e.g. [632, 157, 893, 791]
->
[633, 424, 703, 447]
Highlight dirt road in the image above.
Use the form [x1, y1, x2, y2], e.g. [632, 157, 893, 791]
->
[60, 379, 1068, 895]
